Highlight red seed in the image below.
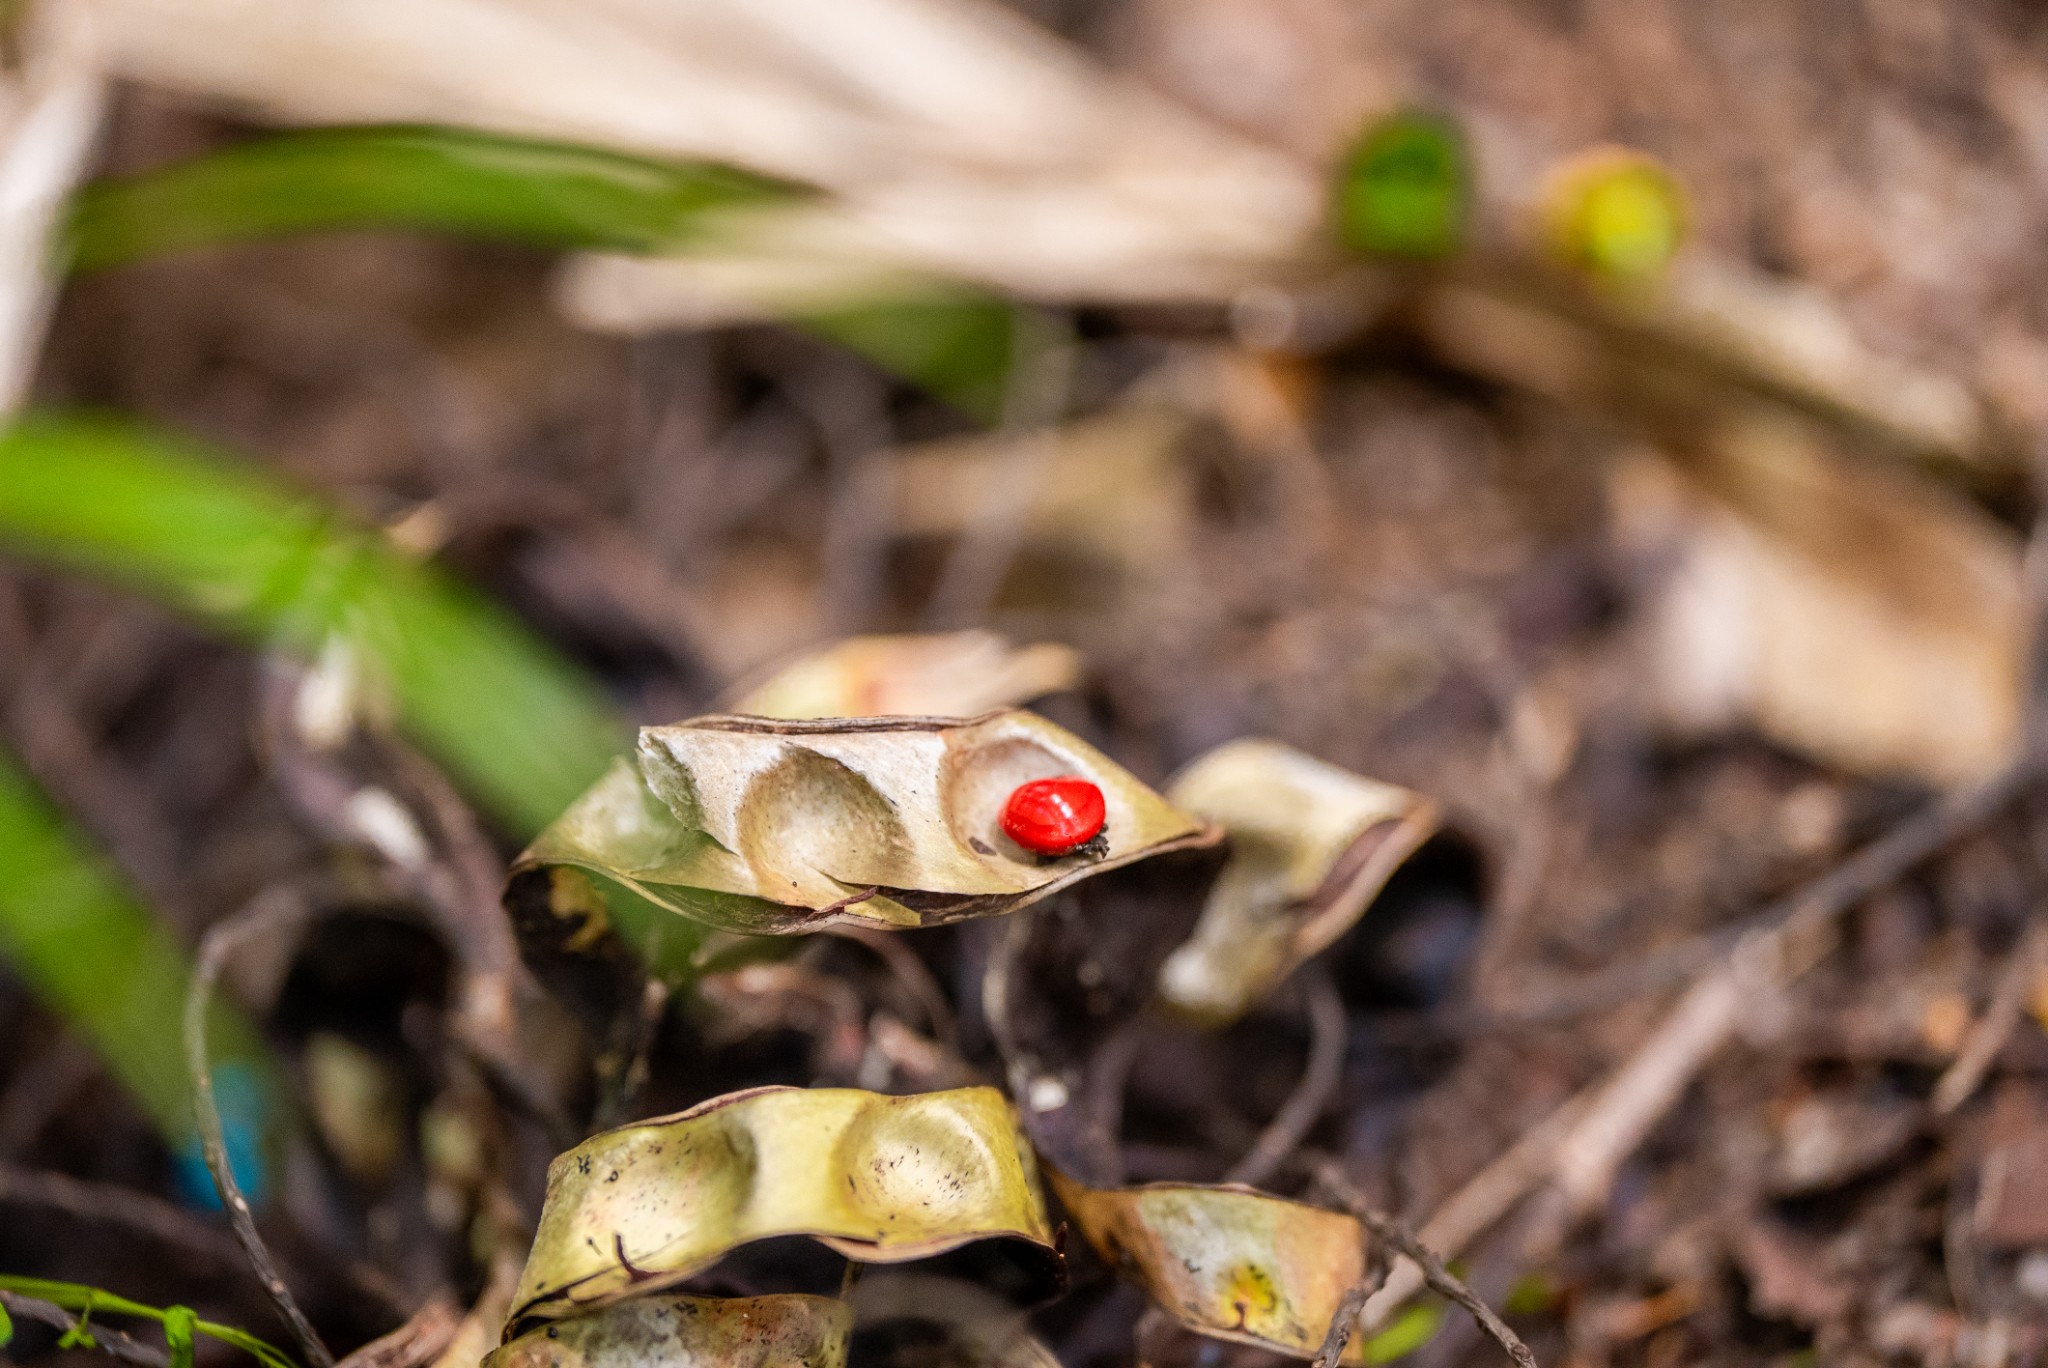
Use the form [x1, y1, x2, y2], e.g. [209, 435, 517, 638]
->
[1000, 775, 1106, 855]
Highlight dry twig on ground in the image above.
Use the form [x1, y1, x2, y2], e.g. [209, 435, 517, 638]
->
[1309, 1156, 1539, 1368]
[185, 886, 336, 1368]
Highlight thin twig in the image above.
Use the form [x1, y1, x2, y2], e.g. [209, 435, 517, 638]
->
[1227, 965, 1347, 1187]
[1355, 1091, 1590, 1332]
[1310, 1157, 1538, 1368]
[1933, 912, 2048, 1115]
[1539, 756, 2033, 1229]
[0, 1291, 170, 1368]
[186, 887, 336, 1368]
[333, 1299, 461, 1368]
[827, 925, 959, 1050]
[1310, 1239, 1392, 1368]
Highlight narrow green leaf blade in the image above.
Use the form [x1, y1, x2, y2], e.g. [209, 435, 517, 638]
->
[0, 749, 274, 1143]
[63, 127, 1020, 420]
[0, 412, 627, 834]
[65, 126, 796, 272]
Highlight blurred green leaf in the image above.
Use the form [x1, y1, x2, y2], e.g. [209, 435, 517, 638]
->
[802, 290, 1017, 422]
[0, 1295, 12, 1348]
[64, 126, 1020, 420]
[1364, 1304, 1443, 1364]
[0, 747, 274, 1145]
[0, 412, 627, 835]
[1502, 1272, 1560, 1317]
[65, 126, 796, 271]
[1336, 110, 1468, 260]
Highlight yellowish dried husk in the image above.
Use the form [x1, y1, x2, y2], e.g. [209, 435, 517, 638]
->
[1160, 739, 1438, 1024]
[512, 710, 1215, 935]
[488, 1295, 849, 1368]
[726, 633, 1081, 721]
[1051, 1172, 1376, 1362]
[509, 1086, 1057, 1328]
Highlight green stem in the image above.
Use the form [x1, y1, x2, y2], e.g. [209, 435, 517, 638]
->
[0, 1276, 298, 1368]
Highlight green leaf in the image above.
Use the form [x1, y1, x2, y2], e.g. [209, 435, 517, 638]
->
[0, 747, 275, 1143]
[62, 126, 1020, 420]
[65, 126, 796, 272]
[1, 1296, 14, 1348]
[1336, 110, 1469, 260]
[1363, 1304, 1443, 1363]
[801, 291, 1018, 423]
[0, 412, 627, 835]
[163, 1306, 197, 1368]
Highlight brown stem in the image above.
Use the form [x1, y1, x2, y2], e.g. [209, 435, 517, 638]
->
[186, 887, 336, 1368]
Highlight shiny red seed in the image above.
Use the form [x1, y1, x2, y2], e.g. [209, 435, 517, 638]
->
[1000, 776, 1107, 855]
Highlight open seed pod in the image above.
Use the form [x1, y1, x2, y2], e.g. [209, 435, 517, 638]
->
[508, 710, 1215, 941]
[508, 1086, 1060, 1331]
[1158, 740, 1439, 1024]
[1049, 1172, 1378, 1363]
[488, 1295, 850, 1368]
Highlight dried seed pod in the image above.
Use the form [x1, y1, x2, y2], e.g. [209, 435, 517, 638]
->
[488, 1295, 849, 1368]
[508, 710, 1214, 943]
[508, 1086, 1060, 1331]
[1051, 1172, 1380, 1363]
[1159, 739, 1438, 1025]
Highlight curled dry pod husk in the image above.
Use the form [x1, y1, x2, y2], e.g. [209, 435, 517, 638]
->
[508, 710, 1214, 939]
[1158, 740, 1438, 1024]
[488, 1296, 849, 1368]
[727, 632, 1082, 721]
[508, 1086, 1059, 1330]
[1049, 1172, 1377, 1363]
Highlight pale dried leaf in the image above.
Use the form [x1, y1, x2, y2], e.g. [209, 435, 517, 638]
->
[0, 0, 108, 411]
[1159, 740, 1438, 1024]
[1610, 421, 2024, 787]
[92, 0, 1320, 304]
[509, 1086, 1057, 1328]
[727, 633, 1082, 721]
